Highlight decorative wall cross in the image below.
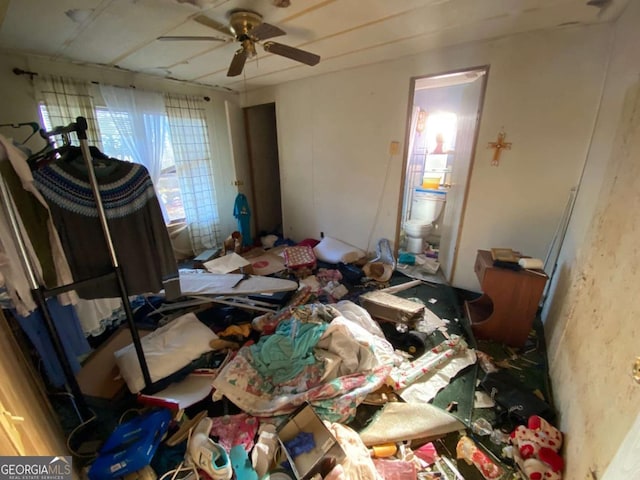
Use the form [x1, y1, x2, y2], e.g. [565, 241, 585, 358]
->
[487, 129, 512, 166]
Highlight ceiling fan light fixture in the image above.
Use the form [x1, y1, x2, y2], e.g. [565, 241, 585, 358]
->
[242, 39, 257, 58]
[228, 9, 263, 38]
[159, 8, 320, 77]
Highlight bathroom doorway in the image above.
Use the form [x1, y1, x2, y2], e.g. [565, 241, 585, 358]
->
[396, 66, 489, 282]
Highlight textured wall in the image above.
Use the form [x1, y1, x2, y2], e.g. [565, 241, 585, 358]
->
[246, 24, 610, 291]
[543, 3, 640, 477]
[549, 80, 640, 479]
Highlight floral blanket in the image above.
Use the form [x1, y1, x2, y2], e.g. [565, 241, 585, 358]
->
[211, 302, 395, 422]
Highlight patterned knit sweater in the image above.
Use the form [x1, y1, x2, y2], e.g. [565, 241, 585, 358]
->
[34, 156, 178, 299]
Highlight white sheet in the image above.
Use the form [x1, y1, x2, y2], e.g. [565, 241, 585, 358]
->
[114, 312, 217, 393]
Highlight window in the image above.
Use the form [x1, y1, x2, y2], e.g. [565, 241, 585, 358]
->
[35, 76, 222, 251]
[94, 108, 186, 222]
[38, 104, 187, 223]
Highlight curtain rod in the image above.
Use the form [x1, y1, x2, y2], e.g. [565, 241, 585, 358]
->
[13, 66, 220, 99]
[12, 67, 38, 79]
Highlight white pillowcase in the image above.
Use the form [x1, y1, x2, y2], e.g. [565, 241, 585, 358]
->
[313, 236, 366, 264]
[114, 312, 217, 393]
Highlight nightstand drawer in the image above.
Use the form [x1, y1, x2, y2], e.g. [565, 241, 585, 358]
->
[474, 250, 492, 284]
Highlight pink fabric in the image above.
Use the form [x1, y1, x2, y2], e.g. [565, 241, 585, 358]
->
[209, 413, 259, 453]
[372, 459, 416, 480]
[414, 442, 438, 465]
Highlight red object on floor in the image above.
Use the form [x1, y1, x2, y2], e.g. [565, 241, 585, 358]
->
[284, 245, 317, 270]
[297, 238, 320, 248]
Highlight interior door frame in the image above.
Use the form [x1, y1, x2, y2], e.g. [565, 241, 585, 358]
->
[243, 106, 260, 238]
[243, 102, 283, 238]
[394, 65, 490, 281]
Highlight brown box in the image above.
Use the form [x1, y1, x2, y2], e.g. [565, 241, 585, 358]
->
[277, 403, 345, 480]
[359, 290, 425, 327]
[76, 326, 151, 400]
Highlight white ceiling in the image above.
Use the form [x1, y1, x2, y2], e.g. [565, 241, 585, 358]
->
[0, 0, 629, 93]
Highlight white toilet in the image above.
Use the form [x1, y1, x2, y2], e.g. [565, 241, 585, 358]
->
[404, 188, 447, 253]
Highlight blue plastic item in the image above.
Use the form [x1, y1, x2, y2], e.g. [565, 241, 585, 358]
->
[398, 252, 416, 265]
[88, 409, 172, 480]
[230, 445, 258, 480]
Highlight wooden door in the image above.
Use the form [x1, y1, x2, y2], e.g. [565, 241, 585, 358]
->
[244, 103, 283, 238]
[439, 70, 488, 282]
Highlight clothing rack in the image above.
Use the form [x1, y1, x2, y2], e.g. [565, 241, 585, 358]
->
[0, 116, 153, 422]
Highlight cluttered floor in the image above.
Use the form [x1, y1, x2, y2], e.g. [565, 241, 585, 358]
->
[42, 240, 561, 480]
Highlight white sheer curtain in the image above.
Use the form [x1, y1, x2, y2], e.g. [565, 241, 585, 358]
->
[164, 93, 220, 253]
[99, 85, 169, 221]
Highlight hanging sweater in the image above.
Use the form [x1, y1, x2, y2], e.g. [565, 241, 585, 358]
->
[33, 156, 178, 299]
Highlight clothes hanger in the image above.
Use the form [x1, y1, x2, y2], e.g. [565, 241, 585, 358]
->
[26, 130, 71, 169]
[28, 129, 80, 168]
[0, 121, 41, 144]
[26, 142, 58, 169]
[27, 123, 111, 169]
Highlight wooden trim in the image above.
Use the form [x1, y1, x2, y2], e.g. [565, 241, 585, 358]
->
[449, 65, 490, 283]
[393, 77, 418, 260]
[243, 106, 259, 238]
[0, 310, 68, 456]
[395, 65, 490, 276]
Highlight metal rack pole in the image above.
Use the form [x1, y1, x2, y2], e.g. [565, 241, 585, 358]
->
[73, 117, 153, 389]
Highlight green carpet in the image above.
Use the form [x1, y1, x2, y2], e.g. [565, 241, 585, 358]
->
[348, 272, 553, 480]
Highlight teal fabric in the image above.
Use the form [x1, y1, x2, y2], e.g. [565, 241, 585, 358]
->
[233, 193, 252, 247]
[249, 319, 328, 384]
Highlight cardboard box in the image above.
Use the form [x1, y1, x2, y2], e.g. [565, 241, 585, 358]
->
[277, 404, 345, 480]
[76, 326, 151, 400]
[359, 290, 425, 327]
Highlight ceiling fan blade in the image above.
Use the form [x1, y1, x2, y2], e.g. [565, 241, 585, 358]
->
[263, 42, 320, 66]
[227, 49, 248, 77]
[250, 22, 286, 41]
[158, 35, 227, 42]
[194, 14, 234, 36]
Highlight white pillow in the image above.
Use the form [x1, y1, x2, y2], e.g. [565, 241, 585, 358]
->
[114, 312, 217, 393]
[313, 236, 366, 264]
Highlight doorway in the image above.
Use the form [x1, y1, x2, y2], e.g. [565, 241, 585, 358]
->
[244, 103, 283, 239]
[396, 67, 489, 283]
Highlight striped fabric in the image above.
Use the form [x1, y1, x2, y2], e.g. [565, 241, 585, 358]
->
[34, 161, 157, 219]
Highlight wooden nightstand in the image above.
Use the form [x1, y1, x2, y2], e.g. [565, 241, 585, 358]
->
[465, 250, 548, 347]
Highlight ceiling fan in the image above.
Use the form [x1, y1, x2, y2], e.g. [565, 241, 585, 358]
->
[158, 9, 320, 77]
